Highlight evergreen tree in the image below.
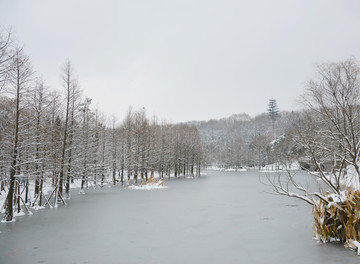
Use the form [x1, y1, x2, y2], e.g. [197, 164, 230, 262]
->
[267, 99, 279, 136]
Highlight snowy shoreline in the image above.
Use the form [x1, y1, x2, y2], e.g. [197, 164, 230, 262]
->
[0, 175, 172, 222]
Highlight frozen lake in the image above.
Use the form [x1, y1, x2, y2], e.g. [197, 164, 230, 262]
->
[0, 170, 358, 264]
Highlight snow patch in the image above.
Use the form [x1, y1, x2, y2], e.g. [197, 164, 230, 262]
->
[207, 166, 247, 172]
[1, 218, 16, 223]
[341, 165, 360, 190]
[32, 205, 45, 211]
[347, 239, 360, 255]
[128, 181, 167, 190]
[259, 161, 301, 172]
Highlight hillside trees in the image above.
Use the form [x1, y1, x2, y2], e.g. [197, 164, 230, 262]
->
[193, 110, 304, 169]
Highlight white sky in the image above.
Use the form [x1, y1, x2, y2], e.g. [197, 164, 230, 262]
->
[1, 0, 360, 123]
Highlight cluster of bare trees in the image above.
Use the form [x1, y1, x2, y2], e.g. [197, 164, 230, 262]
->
[119, 108, 203, 184]
[0, 31, 203, 222]
[269, 58, 360, 201]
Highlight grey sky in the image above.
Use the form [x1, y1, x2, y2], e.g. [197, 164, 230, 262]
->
[1, 0, 360, 122]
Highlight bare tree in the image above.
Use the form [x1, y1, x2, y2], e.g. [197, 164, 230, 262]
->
[124, 107, 134, 182]
[3, 48, 33, 221]
[111, 115, 118, 185]
[57, 60, 75, 203]
[267, 58, 360, 245]
[31, 78, 49, 206]
[0, 29, 13, 90]
[65, 80, 80, 198]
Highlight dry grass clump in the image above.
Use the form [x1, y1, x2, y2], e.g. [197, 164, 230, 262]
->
[313, 189, 360, 252]
[140, 172, 164, 186]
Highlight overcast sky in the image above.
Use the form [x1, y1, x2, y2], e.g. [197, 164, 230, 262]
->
[1, 0, 360, 123]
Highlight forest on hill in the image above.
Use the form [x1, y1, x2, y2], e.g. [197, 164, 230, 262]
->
[189, 110, 300, 169]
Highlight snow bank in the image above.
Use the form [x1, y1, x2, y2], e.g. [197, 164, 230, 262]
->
[346, 239, 360, 256]
[259, 161, 301, 172]
[127, 180, 167, 190]
[340, 165, 360, 190]
[207, 166, 247, 172]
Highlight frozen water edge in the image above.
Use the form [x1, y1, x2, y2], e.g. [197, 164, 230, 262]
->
[0, 178, 113, 221]
[0, 175, 176, 221]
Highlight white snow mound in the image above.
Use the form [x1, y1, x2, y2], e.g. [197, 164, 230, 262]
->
[127, 181, 167, 190]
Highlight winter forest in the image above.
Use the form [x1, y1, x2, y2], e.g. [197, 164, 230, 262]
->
[2, 4, 360, 262]
[0, 31, 203, 222]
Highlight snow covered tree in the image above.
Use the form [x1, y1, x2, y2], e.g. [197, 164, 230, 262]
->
[124, 107, 134, 182]
[3, 48, 33, 221]
[64, 79, 81, 198]
[267, 58, 360, 249]
[58, 60, 77, 202]
[30, 78, 51, 205]
[0, 96, 13, 193]
[111, 115, 118, 185]
[80, 97, 93, 191]
[48, 91, 62, 186]
[0, 29, 13, 90]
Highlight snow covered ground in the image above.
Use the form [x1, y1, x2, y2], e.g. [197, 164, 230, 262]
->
[208, 166, 247, 172]
[259, 161, 301, 172]
[127, 180, 167, 190]
[208, 162, 301, 173]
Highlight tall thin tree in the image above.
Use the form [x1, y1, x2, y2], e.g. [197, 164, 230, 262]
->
[3, 48, 33, 221]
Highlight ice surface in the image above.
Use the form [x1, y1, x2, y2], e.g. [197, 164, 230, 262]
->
[0, 170, 359, 263]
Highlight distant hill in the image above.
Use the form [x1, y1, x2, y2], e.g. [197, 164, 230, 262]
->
[184, 111, 298, 168]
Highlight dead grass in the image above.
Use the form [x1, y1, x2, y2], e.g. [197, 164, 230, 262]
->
[313, 189, 360, 250]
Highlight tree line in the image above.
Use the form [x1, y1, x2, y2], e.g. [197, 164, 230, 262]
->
[193, 108, 298, 170]
[0, 30, 203, 222]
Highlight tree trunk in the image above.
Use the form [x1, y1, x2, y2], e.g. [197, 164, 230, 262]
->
[4, 61, 21, 221]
